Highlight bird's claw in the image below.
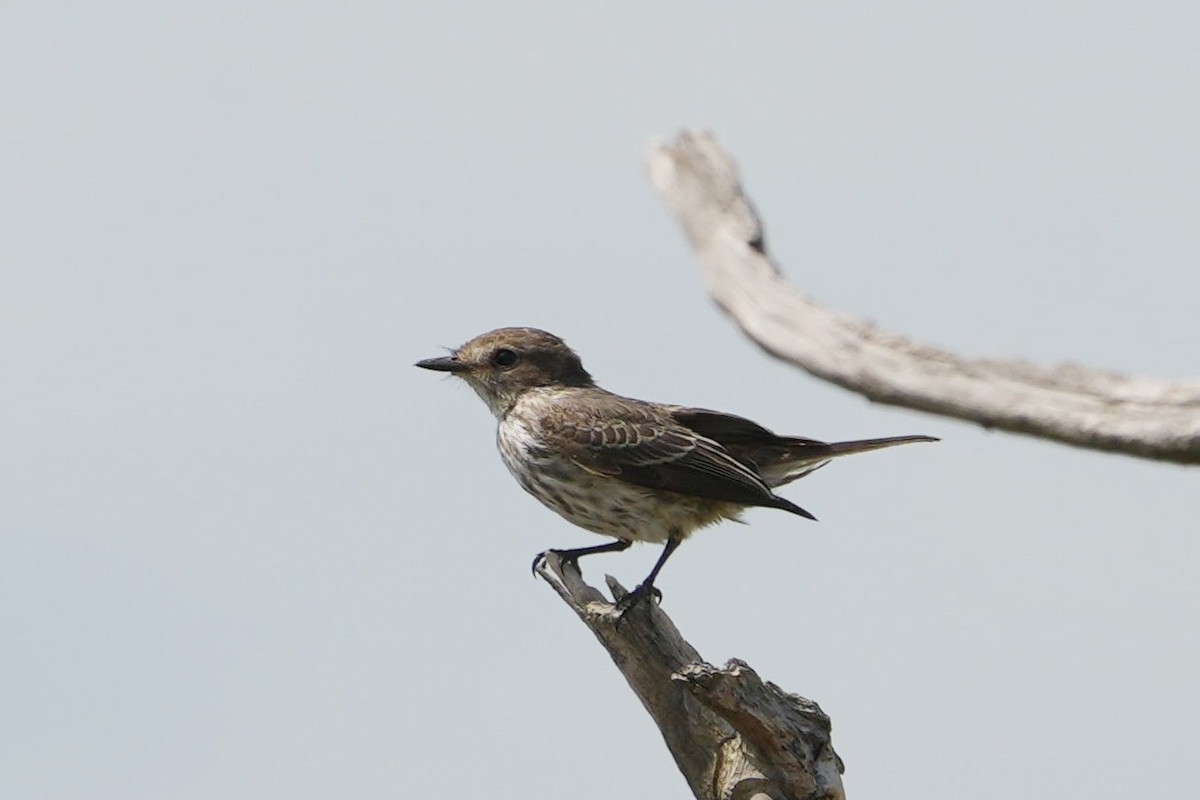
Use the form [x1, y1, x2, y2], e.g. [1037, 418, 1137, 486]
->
[530, 550, 551, 577]
[530, 549, 580, 578]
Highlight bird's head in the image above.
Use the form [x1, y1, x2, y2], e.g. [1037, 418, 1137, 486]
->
[416, 327, 595, 417]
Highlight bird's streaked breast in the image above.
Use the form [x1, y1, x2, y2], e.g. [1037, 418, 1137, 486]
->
[496, 392, 745, 543]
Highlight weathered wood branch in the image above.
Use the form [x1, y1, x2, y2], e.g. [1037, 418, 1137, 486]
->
[536, 553, 845, 800]
[646, 130, 1200, 465]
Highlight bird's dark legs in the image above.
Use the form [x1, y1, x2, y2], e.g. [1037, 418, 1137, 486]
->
[617, 534, 682, 613]
[531, 538, 632, 576]
[642, 534, 681, 591]
[532, 534, 683, 614]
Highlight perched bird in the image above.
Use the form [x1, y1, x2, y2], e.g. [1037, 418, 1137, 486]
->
[417, 327, 936, 607]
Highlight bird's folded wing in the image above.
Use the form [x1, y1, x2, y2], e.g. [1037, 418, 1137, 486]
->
[559, 407, 782, 507]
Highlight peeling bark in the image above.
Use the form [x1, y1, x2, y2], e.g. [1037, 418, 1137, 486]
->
[537, 553, 845, 800]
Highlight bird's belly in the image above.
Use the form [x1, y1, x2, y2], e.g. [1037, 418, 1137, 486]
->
[497, 423, 737, 543]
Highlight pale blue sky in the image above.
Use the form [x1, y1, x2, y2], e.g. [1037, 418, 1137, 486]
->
[3, 3, 1198, 798]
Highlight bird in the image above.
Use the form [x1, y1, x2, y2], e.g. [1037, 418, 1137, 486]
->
[416, 327, 936, 608]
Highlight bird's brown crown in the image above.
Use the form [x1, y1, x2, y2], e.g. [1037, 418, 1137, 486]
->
[438, 327, 595, 416]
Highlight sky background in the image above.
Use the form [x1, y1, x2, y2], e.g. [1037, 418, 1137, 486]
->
[3, 3, 1199, 798]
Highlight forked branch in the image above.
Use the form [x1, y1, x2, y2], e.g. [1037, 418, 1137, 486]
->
[536, 553, 845, 800]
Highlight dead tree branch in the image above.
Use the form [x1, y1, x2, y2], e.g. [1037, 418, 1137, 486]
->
[536, 553, 845, 800]
[646, 130, 1200, 465]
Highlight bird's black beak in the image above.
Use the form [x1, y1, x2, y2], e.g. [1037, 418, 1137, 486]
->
[416, 355, 470, 373]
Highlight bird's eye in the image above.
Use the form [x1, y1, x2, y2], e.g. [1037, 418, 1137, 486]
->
[491, 348, 519, 368]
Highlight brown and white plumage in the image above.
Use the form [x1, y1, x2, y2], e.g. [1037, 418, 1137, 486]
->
[417, 327, 936, 604]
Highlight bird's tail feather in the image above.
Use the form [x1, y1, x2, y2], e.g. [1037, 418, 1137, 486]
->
[821, 434, 939, 457]
[761, 434, 937, 487]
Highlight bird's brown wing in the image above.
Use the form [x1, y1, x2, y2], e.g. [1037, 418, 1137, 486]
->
[559, 403, 814, 518]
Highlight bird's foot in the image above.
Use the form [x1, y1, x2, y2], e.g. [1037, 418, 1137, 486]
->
[614, 581, 662, 616]
[530, 550, 551, 577]
[530, 549, 581, 578]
